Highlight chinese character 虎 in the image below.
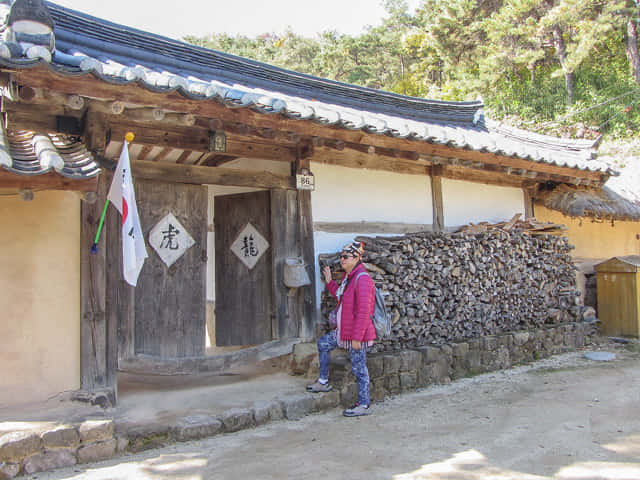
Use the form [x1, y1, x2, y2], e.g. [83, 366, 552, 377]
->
[160, 223, 180, 250]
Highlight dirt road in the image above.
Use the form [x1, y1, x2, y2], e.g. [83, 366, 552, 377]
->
[35, 343, 640, 480]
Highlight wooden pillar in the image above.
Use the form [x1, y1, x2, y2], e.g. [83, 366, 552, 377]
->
[523, 187, 535, 219]
[298, 188, 317, 340]
[80, 112, 117, 403]
[431, 166, 444, 231]
[80, 174, 117, 403]
[271, 189, 301, 339]
[295, 153, 317, 340]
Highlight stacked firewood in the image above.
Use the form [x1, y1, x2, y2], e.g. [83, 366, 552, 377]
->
[455, 214, 567, 235]
[319, 228, 580, 352]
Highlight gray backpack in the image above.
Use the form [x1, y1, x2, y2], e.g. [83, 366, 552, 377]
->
[355, 272, 391, 339]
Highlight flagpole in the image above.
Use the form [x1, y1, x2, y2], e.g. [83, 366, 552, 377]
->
[90, 132, 135, 255]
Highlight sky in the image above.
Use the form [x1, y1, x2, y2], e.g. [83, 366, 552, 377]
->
[52, 0, 422, 40]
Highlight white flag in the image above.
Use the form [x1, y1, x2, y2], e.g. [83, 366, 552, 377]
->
[107, 140, 148, 286]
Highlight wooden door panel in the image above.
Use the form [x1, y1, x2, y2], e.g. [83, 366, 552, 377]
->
[132, 180, 207, 358]
[215, 191, 272, 346]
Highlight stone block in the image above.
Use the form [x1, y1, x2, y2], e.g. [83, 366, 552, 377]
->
[399, 350, 421, 372]
[431, 358, 451, 383]
[311, 391, 340, 412]
[383, 354, 401, 374]
[513, 332, 530, 346]
[452, 342, 469, 358]
[77, 439, 117, 464]
[371, 382, 387, 403]
[483, 336, 498, 351]
[174, 415, 222, 441]
[420, 346, 442, 364]
[290, 342, 318, 375]
[467, 350, 482, 373]
[384, 374, 401, 394]
[78, 420, 114, 444]
[221, 408, 254, 433]
[280, 395, 313, 420]
[367, 355, 384, 379]
[440, 344, 453, 357]
[511, 346, 525, 364]
[0, 462, 20, 479]
[399, 372, 417, 391]
[0, 432, 43, 463]
[340, 383, 359, 406]
[115, 435, 129, 453]
[498, 334, 514, 349]
[41, 426, 79, 449]
[416, 363, 432, 387]
[22, 449, 76, 474]
[252, 400, 284, 425]
[467, 338, 482, 351]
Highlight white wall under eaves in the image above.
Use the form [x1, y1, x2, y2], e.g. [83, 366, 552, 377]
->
[442, 178, 525, 227]
[310, 162, 433, 223]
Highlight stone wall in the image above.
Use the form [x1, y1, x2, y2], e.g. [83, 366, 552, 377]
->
[0, 420, 117, 478]
[297, 322, 598, 407]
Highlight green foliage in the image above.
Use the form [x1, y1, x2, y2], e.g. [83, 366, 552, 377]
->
[183, 0, 640, 140]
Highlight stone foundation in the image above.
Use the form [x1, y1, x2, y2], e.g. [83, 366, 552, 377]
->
[300, 321, 598, 406]
[0, 420, 115, 478]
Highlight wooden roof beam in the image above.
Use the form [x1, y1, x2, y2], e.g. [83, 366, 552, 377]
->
[11, 71, 606, 183]
[130, 160, 295, 189]
[109, 124, 297, 162]
[0, 169, 98, 192]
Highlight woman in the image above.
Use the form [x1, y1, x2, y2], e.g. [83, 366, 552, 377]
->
[307, 242, 376, 417]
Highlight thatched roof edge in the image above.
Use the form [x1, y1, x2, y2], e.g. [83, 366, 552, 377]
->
[535, 184, 640, 221]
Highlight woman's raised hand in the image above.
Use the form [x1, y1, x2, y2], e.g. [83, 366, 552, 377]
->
[322, 265, 332, 283]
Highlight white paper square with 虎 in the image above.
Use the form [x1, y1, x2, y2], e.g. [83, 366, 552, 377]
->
[149, 213, 195, 268]
[230, 222, 269, 270]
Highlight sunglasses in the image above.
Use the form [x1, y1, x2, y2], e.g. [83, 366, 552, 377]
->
[339, 254, 355, 260]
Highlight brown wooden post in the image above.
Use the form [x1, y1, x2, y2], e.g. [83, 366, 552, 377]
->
[295, 154, 317, 340]
[80, 175, 115, 402]
[80, 112, 117, 403]
[523, 188, 535, 219]
[270, 189, 300, 339]
[431, 165, 444, 231]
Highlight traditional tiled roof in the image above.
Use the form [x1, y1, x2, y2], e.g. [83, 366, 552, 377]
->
[0, 1, 616, 178]
[0, 127, 99, 179]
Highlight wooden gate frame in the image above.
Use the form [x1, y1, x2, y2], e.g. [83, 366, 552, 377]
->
[79, 162, 316, 402]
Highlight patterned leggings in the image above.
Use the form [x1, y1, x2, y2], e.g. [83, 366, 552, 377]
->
[317, 330, 370, 406]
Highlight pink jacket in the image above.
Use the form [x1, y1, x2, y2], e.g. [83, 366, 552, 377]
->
[326, 263, 376, 342]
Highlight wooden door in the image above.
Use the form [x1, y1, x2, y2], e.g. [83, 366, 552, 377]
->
[215, 191, 273, 346]
[130, 180, 208, 358]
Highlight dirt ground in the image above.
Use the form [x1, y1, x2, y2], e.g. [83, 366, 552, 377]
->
[31, 341, 640, 480]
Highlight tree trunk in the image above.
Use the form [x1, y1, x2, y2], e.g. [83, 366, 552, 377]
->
[626, 3, 640, 85]
[552, 25, 575, 105]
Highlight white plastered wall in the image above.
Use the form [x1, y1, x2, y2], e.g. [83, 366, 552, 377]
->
[442, 178, 525, 227]
[310, 162, 433, 306]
